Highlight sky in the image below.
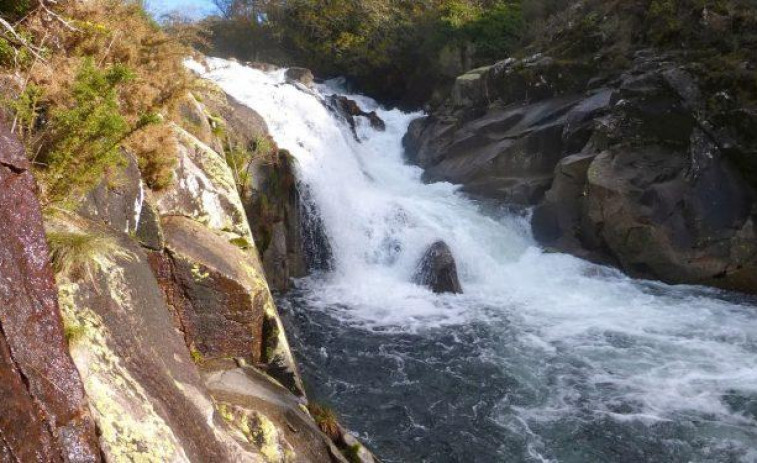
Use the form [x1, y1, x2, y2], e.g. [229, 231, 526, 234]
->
[146, 0, 217, 19]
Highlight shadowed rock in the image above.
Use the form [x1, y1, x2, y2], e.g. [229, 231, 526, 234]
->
[413, 241, 463, 294]
[327, 95, 386, 137]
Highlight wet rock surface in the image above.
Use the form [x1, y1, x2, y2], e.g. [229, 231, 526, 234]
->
[413, 241, 463, 294]
[409, 52, 757, 293]
[327, 95, 386, 137]
[0, 120, 101, 462]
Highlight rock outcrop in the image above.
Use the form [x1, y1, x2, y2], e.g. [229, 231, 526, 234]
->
[0, 120, 101, 462]
[327, 95, 386, 136]
[35, 79, 376, 462]
[198, 89, 309, 292]
[407, 51, 757, 293]
[285, 67, 315, 88]
[413, 241, 463, 294]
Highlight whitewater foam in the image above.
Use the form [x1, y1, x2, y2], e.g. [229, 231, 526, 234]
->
[190, 57, 757, 461]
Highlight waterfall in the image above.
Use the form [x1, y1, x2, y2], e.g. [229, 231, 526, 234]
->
[191, 58, 757, 463]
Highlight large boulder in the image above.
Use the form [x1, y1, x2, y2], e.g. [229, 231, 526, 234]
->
[242, 149, 308, 292]
[198, 87, 309, 292]
[154, 125, 304, 394]
[405, 90, 612, 205]
[151, 216, 267, 364]
[413, 241, 463, 294]
[413, 49, 757, 293]
[0, 121, 101, 462]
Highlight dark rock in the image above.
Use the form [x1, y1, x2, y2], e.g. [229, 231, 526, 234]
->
[285, 67, 315, 88]
[135, 193, 165, 250]
[413, 241, 463, 294]
[415, 51, 757, 293]
[79, 149, 143, 234]
[243, 149, 308, 292]
[409, 96, 586, 206]
[327, 95, 386, 137]
[0, 120, 101, 462]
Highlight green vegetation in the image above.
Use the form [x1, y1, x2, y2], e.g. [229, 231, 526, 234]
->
[307, 402, 340, 440]
[203, 0, 755, 105]
[47, 230, 135, 281]
[1, 0, 195, 205]
[0, 0, 32, 20]
[190, 345, 205, 363]
[342, 444, 362, 463]
[39, 59, 158, 206]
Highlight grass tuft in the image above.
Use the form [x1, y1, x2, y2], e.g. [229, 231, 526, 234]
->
[47, 230, 135, 281]
[307, 402, 341, 441]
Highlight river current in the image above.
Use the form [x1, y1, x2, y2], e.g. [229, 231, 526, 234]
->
[191, 58, 757, 463]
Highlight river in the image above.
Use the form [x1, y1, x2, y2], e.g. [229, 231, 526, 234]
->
[192, 58, 757, 463]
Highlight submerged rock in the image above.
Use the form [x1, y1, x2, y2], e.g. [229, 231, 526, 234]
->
[413, 241, 463, 294]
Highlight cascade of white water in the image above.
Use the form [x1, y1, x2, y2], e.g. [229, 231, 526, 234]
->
[189, 58, 757, 461]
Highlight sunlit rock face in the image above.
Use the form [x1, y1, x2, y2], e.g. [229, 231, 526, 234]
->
[39, 77, 351, 461]
[0, 119, 101, 462]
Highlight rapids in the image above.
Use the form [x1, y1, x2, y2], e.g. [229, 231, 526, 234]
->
[190, 58, 757, 463]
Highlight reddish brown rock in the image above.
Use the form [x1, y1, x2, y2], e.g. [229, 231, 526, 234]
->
[151, 216, 267, 363]
[0, 120, 101, 461]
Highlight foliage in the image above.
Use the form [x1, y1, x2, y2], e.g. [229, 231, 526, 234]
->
[0, 0, 33, 20]
[1, 0, 193, 207]
[63, 320, 88, 346]
[307, 402, 340, 440]
[47, 230, 135, 281]
[39, 58, 158, 205]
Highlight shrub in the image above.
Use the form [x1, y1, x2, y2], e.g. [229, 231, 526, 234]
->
[47, 230, 135, 281]
[38, 58, 158, 206]
[0, 0, 32, 20]
[2, 0, 194, 205]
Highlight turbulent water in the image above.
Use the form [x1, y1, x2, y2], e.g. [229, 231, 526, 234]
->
[192, 58, 757, 463]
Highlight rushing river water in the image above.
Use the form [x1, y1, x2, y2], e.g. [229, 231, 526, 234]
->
[192, 58, 757, 463]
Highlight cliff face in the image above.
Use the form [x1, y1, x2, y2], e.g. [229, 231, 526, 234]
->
[405, 51, 757, 293]
[0, 119, 101, 462]
[0, 71, 373, 461]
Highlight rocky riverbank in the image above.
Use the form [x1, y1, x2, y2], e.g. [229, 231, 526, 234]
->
[0, 68, 376, 462]
[404, 49, 757, 294]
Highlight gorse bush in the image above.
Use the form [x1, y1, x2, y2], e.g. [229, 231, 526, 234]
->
[1, 0, 193, 205]
[40, 58, 158, 206]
